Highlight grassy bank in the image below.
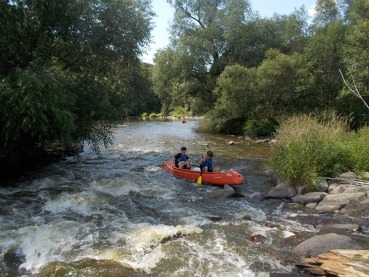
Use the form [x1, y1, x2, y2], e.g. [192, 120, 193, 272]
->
[268, 114, 369, 191]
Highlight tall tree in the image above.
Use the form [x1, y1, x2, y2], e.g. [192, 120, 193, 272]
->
[156, 0, 252, 113]
[0, 0, 154, 169]
[337, 0, 369, 126]
[304, 0, 346, 110]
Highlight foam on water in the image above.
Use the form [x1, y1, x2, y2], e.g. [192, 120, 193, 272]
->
[0, 177, 56, 196]
[144, 166, 162, 173]
[90, 177, 142, 197]
[102, 224, 203, 273]
[12, 220, 96, 273]
[171, 232, 255, 277]
[126, 224, 203, 247]
[43, 191, 98, 216]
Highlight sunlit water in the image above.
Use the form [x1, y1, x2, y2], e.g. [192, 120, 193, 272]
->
[0, 119, 351, 276]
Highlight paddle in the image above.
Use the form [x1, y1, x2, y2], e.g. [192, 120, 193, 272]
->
[197, 144, 208, 185]
[196, 167, 203, 185]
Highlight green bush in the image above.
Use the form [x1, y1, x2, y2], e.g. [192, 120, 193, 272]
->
[347, 127, 369, 173]
[243, 119, 276, 138]
[169, 106, 189, 118]
[149, 112, 162, 119]
[268, 114, 367, 191]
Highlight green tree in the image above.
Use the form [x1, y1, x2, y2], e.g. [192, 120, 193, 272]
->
[155, 0, 252, 114]
[304, 0, 346, 110]
[0, 0, 153, 170]
[207, 50, 315, 134]
[256, 49, 315, 122]
[208, 64, 257, 132]
[337, 1, 369, 126]
[313, 0, 341, 26]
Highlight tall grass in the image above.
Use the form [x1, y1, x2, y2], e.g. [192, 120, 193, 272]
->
[268, 114, 368, 191]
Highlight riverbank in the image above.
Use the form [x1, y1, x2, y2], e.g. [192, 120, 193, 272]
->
[0, 143, 83, 184]
[261, 171, 369, 276]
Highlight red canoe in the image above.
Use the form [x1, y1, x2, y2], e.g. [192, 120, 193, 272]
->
[163, 162, 244, 186]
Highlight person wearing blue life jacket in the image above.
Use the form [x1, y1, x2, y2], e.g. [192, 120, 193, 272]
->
[199, 150, 220, 173]
[172, 146, 192, 169]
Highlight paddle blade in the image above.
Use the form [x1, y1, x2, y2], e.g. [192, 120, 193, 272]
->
[197, 175, 202, 185]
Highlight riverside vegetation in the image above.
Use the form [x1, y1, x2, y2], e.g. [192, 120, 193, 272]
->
[268, 114, 369, 191]
[1, 0, 369, 178]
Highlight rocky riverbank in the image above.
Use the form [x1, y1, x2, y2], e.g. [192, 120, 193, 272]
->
[211, 171, 369, 276]
[265, 171, 369, 276]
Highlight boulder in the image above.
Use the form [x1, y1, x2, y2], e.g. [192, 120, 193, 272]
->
[330, 184, 348, 194]
[306, 203, 317, 209]
[328, 183, 339, 193]
[207, 185, 235, 200]
[339, 203, 369, 217]
[292, 192, 327, 205]
[292, 233, 361, 258]
[320, 223, 361, 233]
[361, 172, 369, 179]
[316, 177, 329, 192]
[344, 185, 369, 194]
[266, 184, 296, 199]
[315, 192, 367, 213]
[297, 250, 369, 277]
[339, 172, 358, 180]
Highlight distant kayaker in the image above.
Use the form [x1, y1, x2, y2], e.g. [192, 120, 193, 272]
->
[199, 150, 220, 173]
[173, 146, 192, 169]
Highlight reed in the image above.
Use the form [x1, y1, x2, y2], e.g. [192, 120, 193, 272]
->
[268, 113, 367, 190]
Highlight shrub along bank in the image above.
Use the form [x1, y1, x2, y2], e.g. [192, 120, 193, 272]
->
[268, 114, 369, 191]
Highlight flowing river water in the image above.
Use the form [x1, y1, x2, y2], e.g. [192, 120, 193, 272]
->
[1, 119, 366, 276]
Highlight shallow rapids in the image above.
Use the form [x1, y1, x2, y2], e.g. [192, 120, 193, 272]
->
[1, 120, 322, 276]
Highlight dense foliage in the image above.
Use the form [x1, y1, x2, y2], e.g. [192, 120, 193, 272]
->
[0, 0, 159, 172]
[268, 114, 369, 190]
[1, 0, 369, 179]
[152, 0, 369, 135]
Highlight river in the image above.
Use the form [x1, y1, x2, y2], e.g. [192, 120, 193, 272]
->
[0, 119, 359, 276]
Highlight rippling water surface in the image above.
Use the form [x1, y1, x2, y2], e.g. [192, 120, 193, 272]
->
[1, 119, 320, 276]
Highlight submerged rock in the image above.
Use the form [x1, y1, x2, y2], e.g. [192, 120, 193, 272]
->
[207, 185, 235, 200]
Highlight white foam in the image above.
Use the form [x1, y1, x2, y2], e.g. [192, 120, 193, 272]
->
[172, 231, 254, 277]
[127, 224, 202, 247]
[108, 224, 203, 273]
[14, 221, 96, 273]
[43, 191, 97, 216]
[90, 178, 141, 197]
[144, 166, 162, 172]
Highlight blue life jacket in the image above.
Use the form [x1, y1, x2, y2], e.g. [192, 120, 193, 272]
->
[178, 155, 187, 162]
[174, 153, 189, 167]
[203, 158, 213, 172]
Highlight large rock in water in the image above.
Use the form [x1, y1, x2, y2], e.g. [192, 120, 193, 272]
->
[292, 233, 362, 258]
[207, 185, 235, 200]
[266, 183, 296, 199]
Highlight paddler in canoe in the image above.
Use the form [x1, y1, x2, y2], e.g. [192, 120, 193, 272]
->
[172, 146, 193, 169]
[199, 150, 220, 173]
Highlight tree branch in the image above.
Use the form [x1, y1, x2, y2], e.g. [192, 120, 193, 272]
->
[179, 6, 205, 29]
[339, 69, 369, 110]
